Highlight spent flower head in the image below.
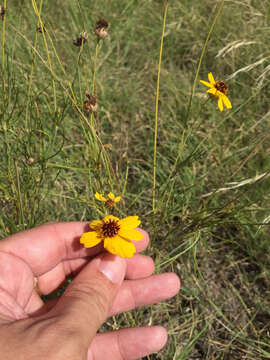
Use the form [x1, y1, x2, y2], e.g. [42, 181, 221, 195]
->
[95, 192, 121, 208]
[84, 92, 98, 112]
[80, 215, 143, 258]
[200, 72, 232, 112]
[73, 31, 87, 47]
[94, 19, 109, 39]
[0, 5, 5, 20]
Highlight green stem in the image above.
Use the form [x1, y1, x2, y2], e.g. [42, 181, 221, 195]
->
[31, 0, 57, 112]
[152, 1, 168, 213]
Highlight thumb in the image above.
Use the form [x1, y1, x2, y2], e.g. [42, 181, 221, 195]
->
[51, 253, 126, 345]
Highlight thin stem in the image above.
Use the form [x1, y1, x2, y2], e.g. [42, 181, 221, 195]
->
[185, 0, 225, 124]
[152, 1, 168, 213]
[31, 0, 57, 112]
[14, 158, 25, 229]
[1, 0, 7, 107]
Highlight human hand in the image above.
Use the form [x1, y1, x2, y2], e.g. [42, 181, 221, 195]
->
[0, 222, 180, 360]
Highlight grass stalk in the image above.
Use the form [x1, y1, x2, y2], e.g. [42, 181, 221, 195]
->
[152, 0, 168, 213]
[31, 0, 57, 112]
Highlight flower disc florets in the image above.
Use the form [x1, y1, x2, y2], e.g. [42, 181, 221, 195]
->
[214, 81, 228, 95]
[102, 219, 120, 237]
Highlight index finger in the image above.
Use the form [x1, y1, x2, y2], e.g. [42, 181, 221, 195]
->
[0, 222, 149, 276]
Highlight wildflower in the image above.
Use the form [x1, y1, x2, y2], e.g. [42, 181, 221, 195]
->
[80, 215, 143, 258]
[73, 31, 87, 47]
[84, 92, 98, 112]
[95, 192, 121, 208]
[94, 19, 109, 39]
[200, 72, 232, 112]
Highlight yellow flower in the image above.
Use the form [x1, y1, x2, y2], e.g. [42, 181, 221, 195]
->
[95, 192, 121, 208]
[200, 72, 232, 112]
[80, 215, 143, 258]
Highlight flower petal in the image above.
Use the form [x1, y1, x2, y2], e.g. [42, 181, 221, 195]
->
[103, 215, 119, 223]
[114, 196, 121, 203]
[200, 80, 212, 88]
[104, 237, 136, 258]
[222, 94, 232, 109]
[80, 231, 102, 248]
[208, 72, 215, 85]
[89, 219, 103, 230]
[207, 88, 218, 96]
[107, 192, 115, 200]
[118, 216, 141, 229]
[218, 96, 224, 112]
[95, 192, 106, 202]
[119, 228, 144, 241]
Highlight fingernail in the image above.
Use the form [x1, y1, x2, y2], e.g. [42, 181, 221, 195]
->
[99, 254, 126, 284]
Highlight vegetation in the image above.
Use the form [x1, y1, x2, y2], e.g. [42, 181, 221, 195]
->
[1, 0, 270, 358]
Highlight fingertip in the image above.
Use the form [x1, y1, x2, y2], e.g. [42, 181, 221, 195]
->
[166, 272, 181, 296]
[151, 326, 168, 351]
[134, 228, 149, 252]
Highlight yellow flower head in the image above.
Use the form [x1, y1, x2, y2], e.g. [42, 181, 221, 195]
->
[200, 72, 232, 112]
[95, 192, 121, 208]
[80, 215, 143, 258]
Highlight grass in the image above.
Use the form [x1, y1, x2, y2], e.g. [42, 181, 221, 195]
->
[1, 0, 270, 358]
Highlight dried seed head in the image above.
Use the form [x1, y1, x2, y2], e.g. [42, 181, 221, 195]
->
[84, 93, 98, 112]
[37, 24, 46, 33]
[94, 19, 109, 39]
[73, 31, 88, 47]
[28, 157, 35, 165]
[0, 5, 6, 20]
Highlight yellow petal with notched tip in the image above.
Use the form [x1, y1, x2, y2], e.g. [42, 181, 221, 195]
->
[104, 237, 136, 258]
[200, 80, 212, 88]
[218, 96, 224, 112]
[119, 216, 141, 229]
[208, 72, 215, 85]
[80, 231, 102, 248]
[114, 196, 121, 203]
[89, 219, 103, 230]
[119, 228, 144, 241]
[223, 94, 232, 109]
[95, 192, 107, 202]
[107, 192, 115, 200]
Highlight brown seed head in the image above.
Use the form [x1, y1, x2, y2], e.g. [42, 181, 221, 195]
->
[84, 93, 98, 112]
[0, 5, 6, 20]
[73, 31, 87, 47]
[95, 19, 109, 39]
[28, 157, 35, 165]
[37, 25, 46, 33]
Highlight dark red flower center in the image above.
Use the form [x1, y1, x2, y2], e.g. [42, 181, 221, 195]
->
[102, 219, 120, 237]
[105, 199, 115, 208]
[214, 81, 228, 95]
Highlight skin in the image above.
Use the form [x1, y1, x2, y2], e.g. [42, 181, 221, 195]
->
[0, 222, 180, 360]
